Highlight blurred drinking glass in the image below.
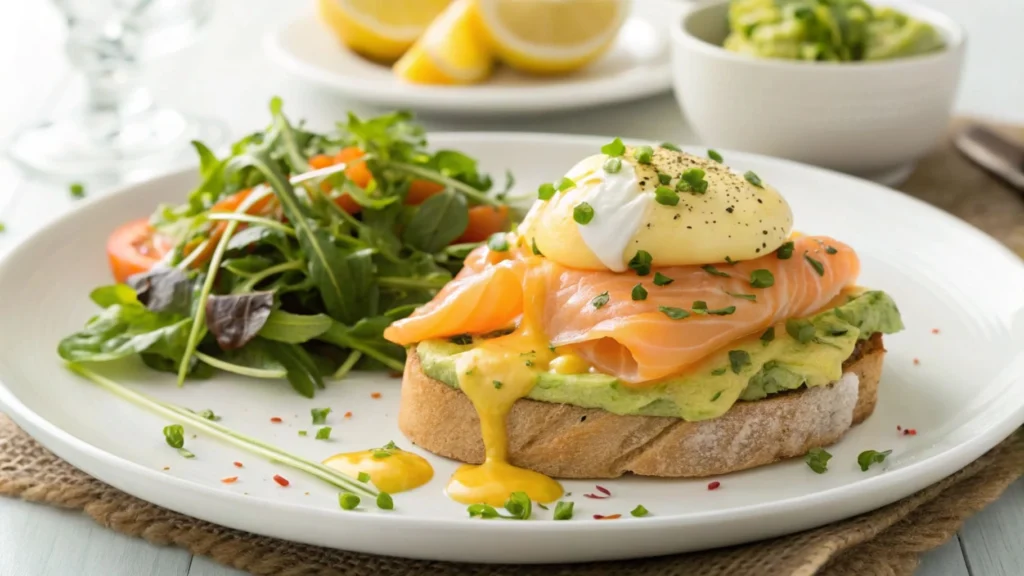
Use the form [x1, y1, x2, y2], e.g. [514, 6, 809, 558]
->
[8, 0, 225, 180]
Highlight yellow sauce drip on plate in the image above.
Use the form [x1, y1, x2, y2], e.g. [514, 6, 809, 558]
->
[323, 447, 433, 494]
[446, 257, 564, 506]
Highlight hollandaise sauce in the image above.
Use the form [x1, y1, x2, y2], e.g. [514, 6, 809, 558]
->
[446, 259, 564, 506]
[323, 444, 433, 494]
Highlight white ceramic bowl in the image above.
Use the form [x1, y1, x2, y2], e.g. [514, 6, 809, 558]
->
[671, 0, 965, 184]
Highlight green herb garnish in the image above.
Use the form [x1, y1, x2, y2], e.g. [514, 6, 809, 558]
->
[711, 390, 724, 401]
[468, 503, 500, 519]
[750, 269, 775, 288]
[538, 183, 556, 200]
[198, 409, 220, 421]
[634, 145, 654, 164]
[603, 157, 622, 173]
[487, 232, 509, 252]
[573, 202, 595, 224]
[805, 253, 825, 276]
[163, 424, 184, 449]
[711, 368, 727, 376]
[825, 245, 838, 255]
[680, 168, 708, 194]
[357, 472, 371, 483]
[298, 430, 308, 436]
[504, 491, 532, 520]
[728, 350, 751, 373]
[631, 284, 648, 301]
[69, 182, 86, 198]
[601, 138, 625, 156]
[708, 149, 724, 163]
[702, 264, 730, 278]
[629, 250, 653, 276]
[591, 291, 610, 309]
[805, 447, 832, 474]
[760, 327, 775, 345]
[553, 501, 574, 520]
[557, 177, 576, 192]
[178, 448, 195, 459]
[630, 505, 649, 517]
[785, 318, 815, 343]
[744, 171, 763, 188]
[315, 426, 332, 440]
[311, 407, 331, 425]
[660, 142, 681, 152]
[339, 492, 360, 510]
[493, 380, 503, 389]
[653, 272, 674, 286]
[657, 172, 672, 185]
[532, 237, 543, 256]
[659, 306, 690, 320]
[654, 185, 679, 206]
[776, 241, 794, 259]
[725, 291, 756, 301]
[857, 449, 892, 471]
[376, 492, 394, 510]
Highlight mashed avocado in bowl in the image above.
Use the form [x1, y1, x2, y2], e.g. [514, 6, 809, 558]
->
[724, 0, 945, 62]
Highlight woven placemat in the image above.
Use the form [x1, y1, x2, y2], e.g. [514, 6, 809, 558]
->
[2, 120, 1023, 576]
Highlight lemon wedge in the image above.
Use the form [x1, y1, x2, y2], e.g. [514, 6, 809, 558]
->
[318, 0, 452, 62]
[393, 0, 493, 85]
[475, 0, 630, 75]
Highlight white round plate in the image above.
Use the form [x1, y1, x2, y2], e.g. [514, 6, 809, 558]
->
[1, 134, 1023, 564]
[264, 3, 673, 115]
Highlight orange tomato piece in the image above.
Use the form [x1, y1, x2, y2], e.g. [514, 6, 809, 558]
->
[405, 179, 445, 205]
[456, 205, 510, 243]
[106, 218, 172, 283]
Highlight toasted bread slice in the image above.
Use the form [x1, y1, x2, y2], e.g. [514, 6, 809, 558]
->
[398, 334, 885, 478]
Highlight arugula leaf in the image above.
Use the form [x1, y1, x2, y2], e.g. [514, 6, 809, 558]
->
[402, 190, 469, 253]
[319, 316, 406, 372]
[126, 268, 195, 316]
[205, 291, 275, 351]
[259, 310, 333, 343]
[263, 341, 323, 398]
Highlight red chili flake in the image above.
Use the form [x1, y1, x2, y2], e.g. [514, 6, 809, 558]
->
[233, 461, 243, 468]
[593, 514, 621, 520]
[344, 411, 353, 419]
[270, 417, 283, 423]
[273, 474, 290, 487]
[221, 476, 238, 484]
[595, 485, 611, 496]
[371, 392, 382, 399]
[583, 493, 608, 499]
[897, 425, 902, 431]
[707, 481, 721, 491]
[906, 429, 917, 436]
[913, 358, 920, 366]
[931, 328, 940, 334]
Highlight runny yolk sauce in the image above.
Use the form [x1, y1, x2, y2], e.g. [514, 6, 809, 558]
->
[323, 447, 434, 494]
[445, 256, 564, 506]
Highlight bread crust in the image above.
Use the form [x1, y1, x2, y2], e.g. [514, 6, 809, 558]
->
[398, 334, 886, 478]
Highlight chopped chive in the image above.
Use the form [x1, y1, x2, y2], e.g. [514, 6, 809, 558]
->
[702, 264, 730, 278]
[660, 142, 681, 152]
[776, 241, 794, 259]
[538, 183, 556, 200]
[708, 305, 736, 315]
[178, 448, 195, 459]
[531, 237, 543, 256]
[654, 185, 679, 206]
[804, 253, 825, 276]
[744, 171, 763, 188]
[537, 503, 549, 510]
[298, 430, 308, 436]
[760, 327, 775, 345]
[553, 501, 574, 520]
[573, 202, 595, 224]
[628, 250, 653, 276]
[601, 138, 625, 156]
[591, 291, 610, 309]
[311, 407, 331, 425]
[376, 492, 394, 510]
[676, 179, 691, 193]
[493, 380, 503, 389]
[692, 300, 708, 314]
[725, 291, 756, 301]
[728, 350, 751, 374]
[631, 283, 648, 301]
[357, 472, 371, 483]
[339, 492, 360, 510]
[786, 318, 815, 343]
[634, 145, 654, 164]
[653, 272, 674, 286]
[603, 157, 622, 173]
[69, 182, 86, 198]
[198, 409, 219, 421]
[711, 390, 723, 400]
[750, 269, 775, 288]
[630, 505, 649, 517]
[557, 177, 576, 192]
[659, 306, 690, 320]
[657, 172, 672, 185]
[315, 426, 332, 440]
[681, 168, 708, 194]
[725, 256, 737, 265]
[825, 245, 838, 255]
[487, 232, 509, 252]
[708, 149, 724, 163]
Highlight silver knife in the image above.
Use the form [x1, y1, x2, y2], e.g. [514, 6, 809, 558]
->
[954, 123, 1024, 191]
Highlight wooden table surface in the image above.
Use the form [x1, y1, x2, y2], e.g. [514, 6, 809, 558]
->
[1, 1, 1021, 574]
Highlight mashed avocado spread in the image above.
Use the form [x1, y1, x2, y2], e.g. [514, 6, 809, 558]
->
[724, 0, 945, 62]
[417, 290, 903, 422]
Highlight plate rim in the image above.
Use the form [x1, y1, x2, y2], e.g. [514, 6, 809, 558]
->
[262, 14, 673, 114]
[1, 132, 1022, 557]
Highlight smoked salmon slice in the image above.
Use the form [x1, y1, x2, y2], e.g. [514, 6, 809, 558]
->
[383, 236, 860, 384]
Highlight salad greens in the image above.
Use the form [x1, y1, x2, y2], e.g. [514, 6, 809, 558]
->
[59, 98, 513, 397]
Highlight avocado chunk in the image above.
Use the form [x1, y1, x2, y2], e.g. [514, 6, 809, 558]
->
[417, 290, 903, 422]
